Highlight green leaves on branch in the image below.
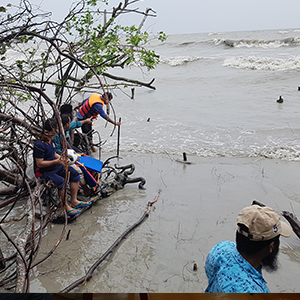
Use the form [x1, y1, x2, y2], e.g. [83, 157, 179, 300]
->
[65, 4, 166, 72]
[124, 25, 149, 47]
[0, 3, 11, 12]
[87, 0, 108, 6]
[1, 0, 167, 96]
[158, 31, 167, 42]
[16, 92, 32, 102]
[140, 49, 159, 70]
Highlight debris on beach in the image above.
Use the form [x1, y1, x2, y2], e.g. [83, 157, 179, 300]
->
[176, 152, 192, 165]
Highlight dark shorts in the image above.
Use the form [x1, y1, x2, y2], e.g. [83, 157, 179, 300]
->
[81, 122, 93, 141]
[41, 164, 80, 190]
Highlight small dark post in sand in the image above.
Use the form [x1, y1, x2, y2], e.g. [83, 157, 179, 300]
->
[176, 152, 191, 164]
[131, 88, 135, 99]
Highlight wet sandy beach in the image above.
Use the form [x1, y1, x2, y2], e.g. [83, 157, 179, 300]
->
[15, 153, 300, 293]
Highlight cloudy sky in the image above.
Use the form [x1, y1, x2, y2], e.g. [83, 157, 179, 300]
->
[7, 0, 300, 34]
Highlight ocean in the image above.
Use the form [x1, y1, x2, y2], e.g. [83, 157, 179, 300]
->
[94, 28, 300, 161]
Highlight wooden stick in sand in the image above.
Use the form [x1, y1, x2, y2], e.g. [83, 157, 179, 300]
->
[117, 117, 121, 158]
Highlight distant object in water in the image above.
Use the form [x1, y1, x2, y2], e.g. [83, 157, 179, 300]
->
[147, 117, 150, 122]
[277, 96, 283, 103]
[298, 86, 300, 91]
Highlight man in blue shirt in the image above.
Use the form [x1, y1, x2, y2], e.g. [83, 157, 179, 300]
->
[76, 92, 121, 152]
[205, 204, 292, 293]
[33, 118, 91, 217]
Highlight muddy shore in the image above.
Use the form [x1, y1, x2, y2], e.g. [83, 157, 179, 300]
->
[2, 153, 300, 293]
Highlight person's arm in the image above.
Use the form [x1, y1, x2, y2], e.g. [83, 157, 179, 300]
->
[105, 115, 121, 126]
[36, 153, 63, 168]
[93, 103, 121, 126]
[79, 117, 93, 125]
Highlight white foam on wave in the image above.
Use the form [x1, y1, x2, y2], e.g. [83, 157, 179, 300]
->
[103, 140, 300, 161]
[215, 37, 300, 48]
[252, 146, 300, 161]
[160, 56, 203, 66]
[101, 122, 300, 162]
[223, 56, 300, 71]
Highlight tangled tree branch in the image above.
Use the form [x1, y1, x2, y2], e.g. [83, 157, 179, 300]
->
[0, 0, 164, 292]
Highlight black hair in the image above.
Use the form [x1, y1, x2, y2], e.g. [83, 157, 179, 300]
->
[61, 114, 71, 127]
[60, 104, 73, 116]
[103, 92, 113, 100]
[43, 118, 58, 133]
[236, 223, 280, 255]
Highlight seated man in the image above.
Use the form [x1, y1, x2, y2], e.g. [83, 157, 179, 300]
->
[53, 114, 93, 154]
[53, 114, 97, 196]
[205, 204, 292, 293]
[33, 118, 91, 216]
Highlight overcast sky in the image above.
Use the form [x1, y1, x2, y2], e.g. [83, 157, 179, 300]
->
[7, 0, 300, 34]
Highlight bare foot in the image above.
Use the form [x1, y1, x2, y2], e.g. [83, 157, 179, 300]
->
[91, 145, 98, 152]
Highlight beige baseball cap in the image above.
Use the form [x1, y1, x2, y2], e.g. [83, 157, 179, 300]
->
[237, 204, 292, 241]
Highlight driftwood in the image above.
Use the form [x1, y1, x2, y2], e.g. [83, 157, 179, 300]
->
[282, 211, 300, 240]
[114, 163, 146, 190]
[60, 190, 161, 293]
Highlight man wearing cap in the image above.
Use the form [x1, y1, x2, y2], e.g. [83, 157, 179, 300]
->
[205, 204, 292, 293]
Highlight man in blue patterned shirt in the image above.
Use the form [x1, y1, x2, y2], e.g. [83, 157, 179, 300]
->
[205, 204, 292, 293]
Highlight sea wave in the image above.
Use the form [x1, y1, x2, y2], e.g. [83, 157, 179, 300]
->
[102, 132, 300, 162]
[160, 56, 204, 66]
[223, 56, 300, 71]
[214, 37, 300, 48]
[104, 142, 300, 161]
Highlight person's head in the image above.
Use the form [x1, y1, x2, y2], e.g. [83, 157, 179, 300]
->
[60, 103, 73, 118]
[61, 114, 71, 130]
[102, 91, 113, 104]
[42, 118, 58, 138]
[236, 204, 292, 272]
